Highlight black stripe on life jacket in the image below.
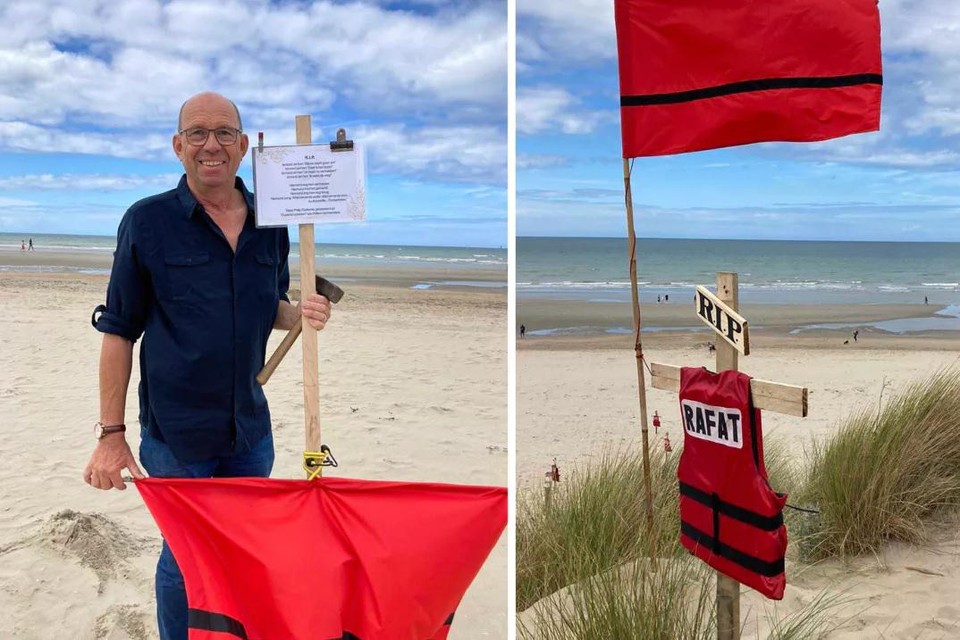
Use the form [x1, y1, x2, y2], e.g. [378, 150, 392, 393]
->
[621, 74, 883, 107]
[679, 481, 783, 531]
[681, 521, 785, 577]
[188, 609, 454, 640]
[188, 609, 248, 639]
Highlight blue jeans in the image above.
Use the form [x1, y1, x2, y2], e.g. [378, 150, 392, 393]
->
[140, 430, 275, 640]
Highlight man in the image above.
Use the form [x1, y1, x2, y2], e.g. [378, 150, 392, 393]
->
[84, 92, 331, 640]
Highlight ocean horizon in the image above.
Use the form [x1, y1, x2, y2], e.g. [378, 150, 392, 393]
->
[0, 232, 507, 285]
[518, 236, 959, 306]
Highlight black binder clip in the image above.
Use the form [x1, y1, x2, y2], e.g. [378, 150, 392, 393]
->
[329, 128, 354, 152]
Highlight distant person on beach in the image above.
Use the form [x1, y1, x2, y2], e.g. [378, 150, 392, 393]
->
[28, 238, 33, 251]
[925, 296, 929, 305]
[20, 240, 25, 251]
[520, 324, 526, 338]
[657, 294, 661, 303]
[664, 294, 669, 302]
[84, 92, 333, 640]
[853, 330, 859, 343]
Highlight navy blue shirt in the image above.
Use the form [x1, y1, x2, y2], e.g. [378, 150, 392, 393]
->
[94, 175, 290, 463]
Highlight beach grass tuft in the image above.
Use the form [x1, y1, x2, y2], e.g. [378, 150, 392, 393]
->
[800, 369, 960, 560]
[516, 440, 818, 638]
[517, 557, 716, 640]
[516, 446, 681, 611]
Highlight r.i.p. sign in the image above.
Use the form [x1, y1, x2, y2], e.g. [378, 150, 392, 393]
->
[694, 285, 750, 355]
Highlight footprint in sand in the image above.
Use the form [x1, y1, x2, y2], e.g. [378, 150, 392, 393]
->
[94, 603, 153, 640]
[429, 406, 453, 414]
[381, 457, 413, 468]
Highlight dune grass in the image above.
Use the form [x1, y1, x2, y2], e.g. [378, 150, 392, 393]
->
[516, 441, 818, 638]
[799, 369, 960, 560]
[516, 446, 679, 612]
[518, 557, 716, 640]
[517, 371, 960, 636]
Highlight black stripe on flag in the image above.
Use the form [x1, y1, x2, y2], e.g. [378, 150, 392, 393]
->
[621, 74, 883, 107]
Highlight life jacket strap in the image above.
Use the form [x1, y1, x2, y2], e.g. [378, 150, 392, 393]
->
[681, 521, 785, 577]
[187, 609, 455, 639]
[680, 481, 783, 531]
[188, 609, 248, 639]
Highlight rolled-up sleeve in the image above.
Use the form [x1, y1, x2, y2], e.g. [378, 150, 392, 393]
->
[93, 210, 148, 342]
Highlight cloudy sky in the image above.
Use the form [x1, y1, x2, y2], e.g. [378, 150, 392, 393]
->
[517, 0, 960, 241]
[0, 0, 506, 247]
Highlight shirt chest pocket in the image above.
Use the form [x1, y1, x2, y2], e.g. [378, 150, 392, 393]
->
[253, 252, 279, 303]
[162, 253, 214, 303]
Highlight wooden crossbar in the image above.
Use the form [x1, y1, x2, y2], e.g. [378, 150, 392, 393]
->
[649, 362, 808, 418]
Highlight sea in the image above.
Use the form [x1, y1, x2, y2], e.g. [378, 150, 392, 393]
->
[518, 237, 960, 334]
[0, 233, 507, 289]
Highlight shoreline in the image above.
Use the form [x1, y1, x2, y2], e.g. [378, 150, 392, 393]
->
[518, 298, 958, 344]
[0, 248, 506, 292]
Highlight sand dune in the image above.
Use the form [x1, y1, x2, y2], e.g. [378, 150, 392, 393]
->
[518, 338, 960, 638]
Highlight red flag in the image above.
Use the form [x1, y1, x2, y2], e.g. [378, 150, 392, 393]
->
[615, 0, 883, 157]
[135, 477, 506, 640]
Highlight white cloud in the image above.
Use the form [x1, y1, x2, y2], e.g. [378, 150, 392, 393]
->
[517, 86, 606, 135]
[0, 195, 38, 206]
[517, 0, 615, 64]
[358, 123, 505, 183]
[0, 0, 506, 184]
[517, 154, 568, 169]
[0, 122, 172, 159]
[0, 173, 181, 190]
[0, 0, 506, 115]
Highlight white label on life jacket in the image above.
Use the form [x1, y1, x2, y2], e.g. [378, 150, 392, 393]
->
[680, 399, 743, 449]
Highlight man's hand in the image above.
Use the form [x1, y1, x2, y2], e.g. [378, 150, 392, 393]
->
[300, 293, 332, 330]
[83, 435, 145, 490]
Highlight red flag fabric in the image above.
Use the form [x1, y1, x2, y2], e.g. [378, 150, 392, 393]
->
[135, 477, 506, 640]
[614, 0, 883, 157]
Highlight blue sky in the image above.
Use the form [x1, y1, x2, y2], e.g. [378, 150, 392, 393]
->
[0, 0, 506, 248]
[517, 0, 960, 241]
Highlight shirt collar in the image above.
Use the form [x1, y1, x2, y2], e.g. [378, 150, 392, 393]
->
[175, 174, 255, 219]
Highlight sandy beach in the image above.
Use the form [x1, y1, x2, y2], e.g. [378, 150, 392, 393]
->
[518, 296, 960, 638]
[0, 250, 507, 640]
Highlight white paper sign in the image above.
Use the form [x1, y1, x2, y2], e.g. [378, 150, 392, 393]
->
[252, 143, 366, 227]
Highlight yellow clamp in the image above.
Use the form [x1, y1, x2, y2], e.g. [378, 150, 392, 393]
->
[303, 444, 338, 480]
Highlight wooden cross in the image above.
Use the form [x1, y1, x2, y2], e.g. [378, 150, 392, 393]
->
[649, 272, 808, 640]
[295, 115, 322, 473]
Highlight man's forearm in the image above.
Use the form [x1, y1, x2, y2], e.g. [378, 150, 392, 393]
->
[99, 333, 134, 424]
[274, 300, 299, 330]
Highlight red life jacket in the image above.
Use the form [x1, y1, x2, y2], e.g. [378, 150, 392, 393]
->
[677, 367, 787, 600]
[136, 477, 506, 639]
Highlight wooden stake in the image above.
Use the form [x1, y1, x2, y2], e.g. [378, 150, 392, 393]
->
[623, 158, 657, 566]
[296, 115, 321, 469]
[715, 272, 740, 640]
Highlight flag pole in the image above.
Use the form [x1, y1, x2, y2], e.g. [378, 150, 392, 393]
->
[623, 157, 657, 566]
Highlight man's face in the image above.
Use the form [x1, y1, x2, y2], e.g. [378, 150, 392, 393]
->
[173, 94, 249, 193]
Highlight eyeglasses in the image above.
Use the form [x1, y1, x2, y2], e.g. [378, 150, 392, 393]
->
[178, 127, 242, 146]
